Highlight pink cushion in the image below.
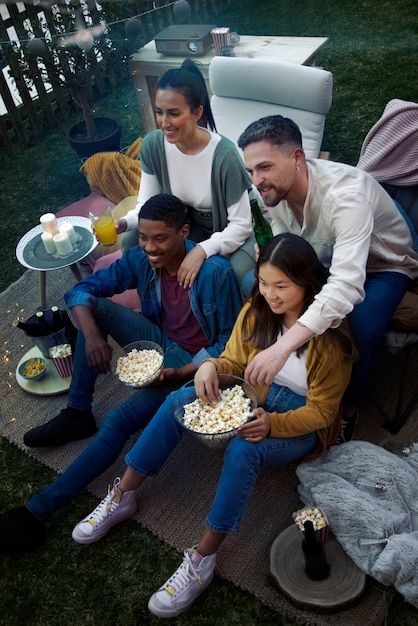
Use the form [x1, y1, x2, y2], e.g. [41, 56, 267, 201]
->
[94, 251, 141, 310]
[57, 192, 115, 219]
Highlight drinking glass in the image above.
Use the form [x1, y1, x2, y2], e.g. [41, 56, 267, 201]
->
[89, 205, 117, 245]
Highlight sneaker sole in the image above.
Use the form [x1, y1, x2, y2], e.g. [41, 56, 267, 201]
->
[147, 572, 214, 618]
[72, 503, 137, 545]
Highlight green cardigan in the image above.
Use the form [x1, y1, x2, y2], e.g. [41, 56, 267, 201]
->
[139, 130, 252, 234]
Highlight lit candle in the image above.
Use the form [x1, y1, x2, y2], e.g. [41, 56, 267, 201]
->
[53, 232, 73, 257]
[40, 213, 59, 235]
[60, 221, 77, 245]
[41, 231, 56, 254]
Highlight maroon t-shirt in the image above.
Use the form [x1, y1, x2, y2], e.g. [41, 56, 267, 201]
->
[160, 268, 209, 354]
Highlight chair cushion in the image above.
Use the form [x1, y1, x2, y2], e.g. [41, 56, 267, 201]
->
[209, 57, 333, 157]
[56, 191, 115, 219]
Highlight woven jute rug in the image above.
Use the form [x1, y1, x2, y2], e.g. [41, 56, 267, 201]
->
[1, 267, 417, 626]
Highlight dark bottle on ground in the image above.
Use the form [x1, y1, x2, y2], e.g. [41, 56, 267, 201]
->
[302, 519, 330, 580]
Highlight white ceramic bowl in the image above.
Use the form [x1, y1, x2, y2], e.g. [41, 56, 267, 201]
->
[113, 340, 164, 388]
[173, 374, 258, 449]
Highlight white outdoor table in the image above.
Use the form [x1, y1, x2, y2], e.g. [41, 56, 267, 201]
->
[130, 35, 329, 134]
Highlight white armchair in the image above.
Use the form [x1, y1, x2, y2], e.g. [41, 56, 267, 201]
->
[208, 56, 333, 158]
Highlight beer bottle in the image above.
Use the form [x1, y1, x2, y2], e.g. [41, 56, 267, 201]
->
[12, 319, 40, 336]
[250, 199, 273, 247]
[302, 520, 330, 580]
[35, 311, 51, 336]
[51, 305, 63, 332]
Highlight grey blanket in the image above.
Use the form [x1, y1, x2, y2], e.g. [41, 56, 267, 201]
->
[296, 441, 418, 608]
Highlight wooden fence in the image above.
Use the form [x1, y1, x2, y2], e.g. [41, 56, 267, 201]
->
[0, 0, 232, 155]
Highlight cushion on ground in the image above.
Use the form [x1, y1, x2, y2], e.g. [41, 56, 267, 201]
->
[56, 191, 115, 219]
[93, 251, 141, 310]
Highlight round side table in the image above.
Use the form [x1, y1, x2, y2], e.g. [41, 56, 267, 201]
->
[16, 216, 98, 308]
[270, 524, 366, 609]
[16, 346, 71, 396]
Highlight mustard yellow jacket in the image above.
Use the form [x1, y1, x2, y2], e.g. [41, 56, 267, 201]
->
[209, 303, 353, 461]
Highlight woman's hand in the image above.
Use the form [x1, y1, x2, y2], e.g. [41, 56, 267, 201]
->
[177, 246, 206, 289]
[116, 218, 127, 234]
[236, 407, 271, 443]
[194, 361, 219, 403]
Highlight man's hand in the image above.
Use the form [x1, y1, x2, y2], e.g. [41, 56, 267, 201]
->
[245, 323, 314, 386]
[194, 361, 219, 403]
[244, 343, 291, 386]
[84, 336, 113, 374]
[236, 407, 271, 443]
[177, 246, 206, 289]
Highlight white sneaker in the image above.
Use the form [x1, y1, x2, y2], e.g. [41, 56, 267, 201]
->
[72, 477, 137, 545]
[148, 546, 216, 617]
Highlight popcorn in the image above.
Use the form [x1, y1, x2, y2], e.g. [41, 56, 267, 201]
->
[49, 343, 73, 378]
[49, 343, 72, 358]
[183, 385, 253, 434]
[116, 348, 163, 385]
[293, 506, 329, 543]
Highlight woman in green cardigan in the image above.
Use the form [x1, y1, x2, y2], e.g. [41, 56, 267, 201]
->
[117, 58, 255, 288]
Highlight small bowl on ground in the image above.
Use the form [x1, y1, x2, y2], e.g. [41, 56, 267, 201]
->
[18, 357, 47, 381]
[173, 374, 258, 449]
[113, 340, 164, 388]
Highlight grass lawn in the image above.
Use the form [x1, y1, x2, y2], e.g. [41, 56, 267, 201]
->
[1, 0, 418, 623]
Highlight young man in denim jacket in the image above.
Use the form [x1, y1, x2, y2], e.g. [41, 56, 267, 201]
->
[0, 193, 241, 549]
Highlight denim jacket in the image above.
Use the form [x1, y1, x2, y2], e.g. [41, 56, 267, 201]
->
[64, 240, 242, 367]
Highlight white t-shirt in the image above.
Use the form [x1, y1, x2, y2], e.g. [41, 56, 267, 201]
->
[272, 329, 308, 396]
[125, 130, 252, 258]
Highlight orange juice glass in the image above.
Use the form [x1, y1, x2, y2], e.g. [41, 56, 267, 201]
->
[89, 206, 117, 245]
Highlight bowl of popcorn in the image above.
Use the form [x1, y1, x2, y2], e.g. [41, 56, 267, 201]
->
[49, 343, 74, 378]
[113, 341, 164, 388]
[18, 356, 47, 381]
[173, 374, 258, 449]
[293, 506, 329, 544]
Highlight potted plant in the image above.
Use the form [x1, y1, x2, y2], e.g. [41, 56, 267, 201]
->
[20, 1, 140, 159]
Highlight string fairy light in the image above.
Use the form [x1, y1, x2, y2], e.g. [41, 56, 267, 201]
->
[0, 0, 191, 48]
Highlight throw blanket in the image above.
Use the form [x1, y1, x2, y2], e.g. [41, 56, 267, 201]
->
[357, 99, 418, 185]
[80, 137, 143, 204]
[296, 441, 418, 608]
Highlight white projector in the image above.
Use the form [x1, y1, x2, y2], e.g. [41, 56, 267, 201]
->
[154, 24, 216, 56]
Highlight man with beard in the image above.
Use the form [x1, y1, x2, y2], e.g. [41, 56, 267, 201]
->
[238, 115, 418, 442]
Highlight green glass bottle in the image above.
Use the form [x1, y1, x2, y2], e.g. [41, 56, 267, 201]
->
[250, 198, 273, 247]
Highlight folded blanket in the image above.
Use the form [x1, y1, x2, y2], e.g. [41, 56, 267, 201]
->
[80, 137, 142, 204]
[357, 99, 418, 186]
[296, 440, 418, 608]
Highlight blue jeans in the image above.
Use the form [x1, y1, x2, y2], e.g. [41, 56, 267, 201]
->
[27, 299, 193, 522]
[345, 270, 411, 406]
[125, 383, 318, 535]
[69, 298, 194, 410]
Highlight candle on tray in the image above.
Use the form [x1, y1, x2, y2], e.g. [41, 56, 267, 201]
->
[53, 232, 73, 257]
[41, 231, 56, 254]
[40, 213, 59, 235]
[60, 221, 77, 245]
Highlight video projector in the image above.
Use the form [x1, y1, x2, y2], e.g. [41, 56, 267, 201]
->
[154, 24, 216, 56]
